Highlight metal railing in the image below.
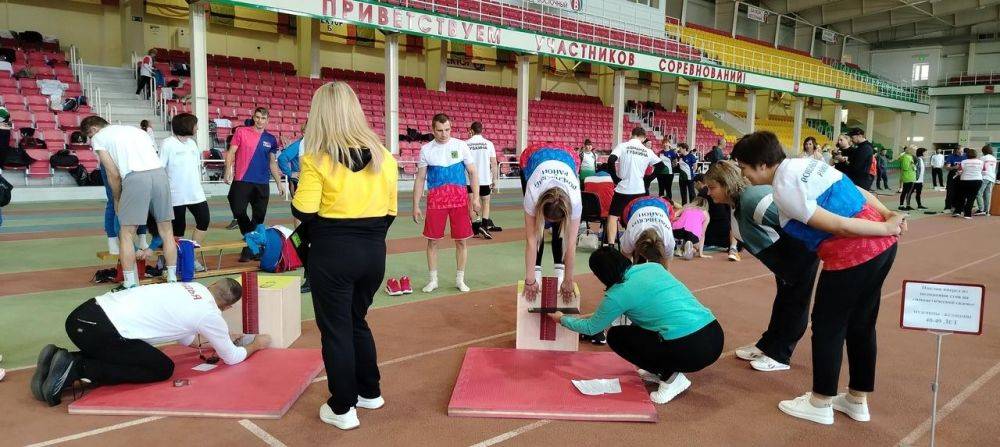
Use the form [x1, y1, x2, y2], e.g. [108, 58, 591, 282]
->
[939, 71, 1000, 87]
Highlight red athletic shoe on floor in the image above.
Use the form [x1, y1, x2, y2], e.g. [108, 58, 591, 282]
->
[385, 278, 403, 296]
[399, 276, 413, 294]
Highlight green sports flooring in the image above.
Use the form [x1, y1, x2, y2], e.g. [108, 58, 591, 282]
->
[0, 178, 948, 369]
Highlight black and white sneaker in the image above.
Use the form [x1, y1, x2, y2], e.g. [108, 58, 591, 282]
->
[41, 349, 77, 407]
[30, 344, 59, 401]
[226, 219, 240, 230]
[478, 226, 493, 240]
[590, 331, 607, 345]
[484, 218, 503, 232]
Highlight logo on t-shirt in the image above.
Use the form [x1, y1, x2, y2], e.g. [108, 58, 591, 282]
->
[451, 150, 459, 159]
[262, 141, 272, 149]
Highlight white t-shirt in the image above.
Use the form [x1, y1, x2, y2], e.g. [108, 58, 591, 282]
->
[96, 283, 248, 365]
[981, 154, 997, 183]
[930, 153, 945, 168]
[772, 157, 846, 225]
[621, 205, 675, 257]
[580, 151, 597, 172]
[610, 138, 659, 194]
[160, 136, 207, 206]
[523, 159, 582, 219]
[139, 55, 154, 77]
[91, 125, 163, 178]
[960, 158, 985, 181]
[417, 138, 474, 169]
[464, 134, 496, 186]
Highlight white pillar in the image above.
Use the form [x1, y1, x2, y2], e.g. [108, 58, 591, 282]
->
[515, 55, 530, 155]
[687, 81, 698, 150]
[773, 16, 781, 48]
[792, 98, 804, 155]
[909, 112, 916, 145]
[189, 2, 210, 151]
[730, 2, 739, 38]
[680, 0, 688, 26]
[809, 26, 817, 57]
[832, 102, 843, 139]
[746, 89, 756, 133]
[892, 111, 903, 150]
[384, 33, 400, 155]
[840, 35, 848, 61]
[612, 70, 626, 145]
[866, 108, 875, 138]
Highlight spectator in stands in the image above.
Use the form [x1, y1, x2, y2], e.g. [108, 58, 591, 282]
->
[802, 137, 823, 161]
[845, 128, 876, 191]
[81, 115, 177, 288]
[656, 143, 676, 200]
[33, 280, 272, 407]
[159, 113, 208, 271]
[291, 81, 397, 430]
[977, 146, 996, 216]
[551, 247, 722, 405]
[705, 161, 818, 373]
[412, 113, 480, 293]
[875, 149, 890, 191]
[136, 49, 156, 100]
[930, 149, 945, 190]
[956, 147, 984, 219]
[676, 142, 698, 204]
[732, 131, 903, 426]
[604, 127, 667, 247]
[897, 146, 917, 211]
[224, 107, 286, 262]
[943, 148, 967, 212]
[465, 121, 499, 239]
[579, 139, 597, 182]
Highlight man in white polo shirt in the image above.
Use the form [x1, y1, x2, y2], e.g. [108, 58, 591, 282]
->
[603, 127, 667, 246]
[82, 115, 178, 289]
[32, 279, 272, 406]
[465, 121, 499, 239]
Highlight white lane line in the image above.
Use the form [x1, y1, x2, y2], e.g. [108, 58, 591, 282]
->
[238, 419, 288, 447]
[468, 420, 553, 447]
[24, 416, 166, 447]
[898, 361, 1000, 446]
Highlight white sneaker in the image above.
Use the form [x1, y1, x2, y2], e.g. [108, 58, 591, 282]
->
[750, 355, 790, 372]
[357, 395, 385, 410]
[832, 393, 871, 422]
[649, 372, 691, 404]
[422, 280, 438, 293]
[778, 393, 834, 425]
[734, 344, 763, 361]
[636, 369, 660, 383]
[456, 280, 470, 292]
[319, 404, 360, 430]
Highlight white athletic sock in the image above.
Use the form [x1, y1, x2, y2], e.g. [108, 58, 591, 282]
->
[138, 233, 150, 250]
[166, 266, 177, 282]
[729, 243, 738, 251]
[554, 263, 565, 284]
[534, 265, 543, 284]
[123, 270, 138, 288]
[108, 237, 120, 255]
[429, 270, 438, 282]
[456, 270, 465, 281]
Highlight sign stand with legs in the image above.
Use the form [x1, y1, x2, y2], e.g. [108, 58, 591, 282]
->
[928, 330, 950, 447]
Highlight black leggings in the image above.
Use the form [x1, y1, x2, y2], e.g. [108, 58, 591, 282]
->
[957, 179, 984, 217]
[228, 181, 270, 235]
[756, 263, 818, 365]
[643, 174, 655, 195]
[66, 299, 174, 385]
[932, 168, 944, 187]
[811, 244, 896, 397]
[172, 201, 211, 237]
[607, 320, 723, 381]
[899, 182, 915, 207]
[535, 223, 563, 267]
[901, 183, 923, 208]
[678, 179, 696, 204]
[308, 219, 387, 414]
[876, 169, 889, 190]
[656, 173, 673, 200]
[136, 75, 152, 98]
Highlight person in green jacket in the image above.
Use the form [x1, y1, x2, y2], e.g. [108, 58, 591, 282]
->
[549, 247, 723, 405]
[897, 146, 917, 210]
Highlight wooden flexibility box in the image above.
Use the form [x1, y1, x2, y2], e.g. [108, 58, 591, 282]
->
[223, 275, 302, 349]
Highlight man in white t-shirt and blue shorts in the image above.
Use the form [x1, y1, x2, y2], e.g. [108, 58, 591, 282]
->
[413, 114, 481, 293]
[465, 121, 499, 239]
[603, 127, 667, 246]
[82, 116, 177, 289]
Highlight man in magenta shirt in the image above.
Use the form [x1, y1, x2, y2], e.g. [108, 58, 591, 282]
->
[224, 107, 286, 262]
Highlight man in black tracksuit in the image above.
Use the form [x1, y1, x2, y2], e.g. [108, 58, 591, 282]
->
[845, 128, 875, 191]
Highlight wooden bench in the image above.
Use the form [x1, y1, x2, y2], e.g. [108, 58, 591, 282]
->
[97, 241, 248, 271]
[138, 266, 259, 285]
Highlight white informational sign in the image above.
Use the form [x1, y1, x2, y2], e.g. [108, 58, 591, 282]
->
[746, 5, 768, 23]
[900, 281, 985, 335]
[527, 0, 582, 12]
[821, 29, 836, 44]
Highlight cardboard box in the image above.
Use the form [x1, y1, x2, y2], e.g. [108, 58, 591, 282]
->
[223, 275, 302, 349]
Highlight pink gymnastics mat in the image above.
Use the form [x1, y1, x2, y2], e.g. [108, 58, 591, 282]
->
[448, 347, 657, 422]
[68, 345, 323, 418]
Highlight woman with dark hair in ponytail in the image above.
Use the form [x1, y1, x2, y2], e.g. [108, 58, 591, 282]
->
[549, 247, 722, 405]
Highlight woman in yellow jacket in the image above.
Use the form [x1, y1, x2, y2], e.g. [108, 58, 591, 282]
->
[291, 82, 398, 431]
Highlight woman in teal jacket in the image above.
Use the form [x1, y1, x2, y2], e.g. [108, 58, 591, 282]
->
[898, 146, 917, 210]
[550, 247, 723, 405]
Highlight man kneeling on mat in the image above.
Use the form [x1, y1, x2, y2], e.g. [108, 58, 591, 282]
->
[548, 247, 723, 404]
[31, 280, 272, 406]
